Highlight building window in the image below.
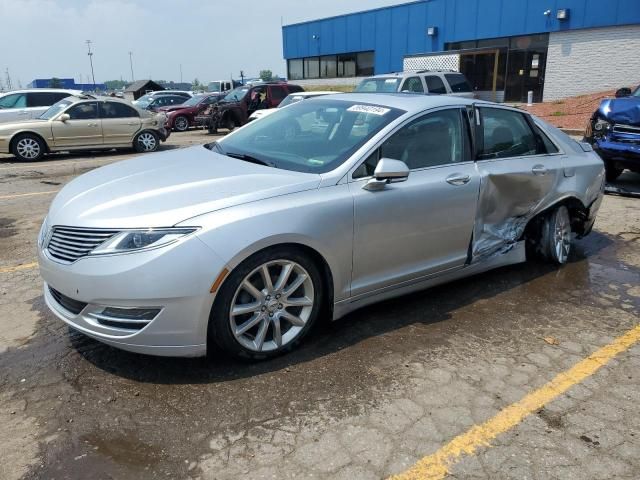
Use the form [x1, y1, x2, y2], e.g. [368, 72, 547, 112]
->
[320, 56, 337, 78]
[356, 52, 375, 76]
[338, 54, 356, 77]
[304, 57, 320, 79]
[288, 59, 303, 80]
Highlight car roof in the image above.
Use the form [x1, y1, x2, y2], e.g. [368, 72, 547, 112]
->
[311, 92, 478, 112]
[288, 91, 337, 97]
[0, 88, 82, 96]
[364, 71, 460, 79]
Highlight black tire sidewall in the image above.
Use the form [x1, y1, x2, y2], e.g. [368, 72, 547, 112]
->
[12, 134, 45, 161]
[208, 247, 324, 360]
[605, 163, 623, 182]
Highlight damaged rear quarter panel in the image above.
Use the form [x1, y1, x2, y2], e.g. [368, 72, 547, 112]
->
[472, 119, 604, 260]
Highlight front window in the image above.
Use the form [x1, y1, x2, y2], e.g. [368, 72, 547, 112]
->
[223, 87, 250, 102]
[633, 86, 640, 97]
[214, 99, 405, 174]
[355, 77, 401, 93]
[208, 82, 221, 92]
[40, 99, 73, 119]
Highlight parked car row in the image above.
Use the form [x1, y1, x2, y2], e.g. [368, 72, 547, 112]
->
[0, 94, 169, 161]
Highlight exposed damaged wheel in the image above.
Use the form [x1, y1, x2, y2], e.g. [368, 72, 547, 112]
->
[605, 163, 623, 182]
[542, 206, 572, 265]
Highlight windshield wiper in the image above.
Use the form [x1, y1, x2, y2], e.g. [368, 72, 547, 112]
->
[225, 152, 276, 168]
[205, 143, 276, 168]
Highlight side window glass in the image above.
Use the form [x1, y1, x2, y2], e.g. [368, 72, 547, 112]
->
[353, 150, 380, 179]
[379, 109, 465, 170]
[401, 77, 424, 93]
[479, 108, 538, 159]
[28, 92, 55, 107]
[100, 102, 138, 118]
[0, 93, 27, 108]
[424, 76, 447, 94]
[533, 123, 559, 154]
[270, 87, 288, 103]
[67, 102, 98, 120]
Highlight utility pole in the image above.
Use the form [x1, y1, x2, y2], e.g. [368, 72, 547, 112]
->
[86, 40, 96, 91]
[129, 51, 135, 82]
[5, 68, 13, 91]
[240, 70, 245, 85]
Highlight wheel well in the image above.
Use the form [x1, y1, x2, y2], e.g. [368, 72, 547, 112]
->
[220, 243, 335, 318]
[523, 197, 589, 241]
[10, 132, 49, 154]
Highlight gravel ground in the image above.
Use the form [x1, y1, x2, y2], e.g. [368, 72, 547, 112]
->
[0, 129, 639, 480]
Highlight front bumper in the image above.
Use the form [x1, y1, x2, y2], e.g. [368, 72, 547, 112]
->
[157, 127, 170, 142]
[592, 137, 640, 170]
[38, 235, 228, 357]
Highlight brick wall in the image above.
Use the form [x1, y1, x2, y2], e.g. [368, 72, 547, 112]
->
[544, 25, 640, 101]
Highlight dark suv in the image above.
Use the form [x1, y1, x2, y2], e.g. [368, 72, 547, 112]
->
[195, 82, 304, 133]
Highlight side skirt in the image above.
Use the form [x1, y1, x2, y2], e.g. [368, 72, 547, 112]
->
[332, 241, 526, 320]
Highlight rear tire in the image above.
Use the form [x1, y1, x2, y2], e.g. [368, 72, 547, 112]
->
[208, 246, 324, 360]
[539, 206, 572, 265]
[12, 134, 46, 161]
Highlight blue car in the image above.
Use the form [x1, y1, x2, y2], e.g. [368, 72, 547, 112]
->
[585, 85, 640, 181]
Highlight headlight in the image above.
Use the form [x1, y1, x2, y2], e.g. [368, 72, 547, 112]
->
[593, 118, 611, 133]
[90, 228, 198, 255]
[38, 216, 49, 248]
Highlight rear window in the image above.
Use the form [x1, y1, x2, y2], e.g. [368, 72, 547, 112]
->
[445, 74, 473, 93]
[355, 77, 401, 93]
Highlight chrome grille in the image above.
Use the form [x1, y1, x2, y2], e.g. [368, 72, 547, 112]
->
[46, 226, 120, 263]
[613, 124, 640, 136]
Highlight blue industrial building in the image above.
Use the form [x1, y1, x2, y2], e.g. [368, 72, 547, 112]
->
[28, 78, 107, 92]
[282, 0, 640, 102]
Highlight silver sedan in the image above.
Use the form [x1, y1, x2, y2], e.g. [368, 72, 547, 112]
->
[38, 94, 604, 359]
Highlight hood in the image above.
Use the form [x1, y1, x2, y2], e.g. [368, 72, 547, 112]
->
[47, 146, 321, 229]
[598, 97, 640, 125]
[157, 105, 193, 113]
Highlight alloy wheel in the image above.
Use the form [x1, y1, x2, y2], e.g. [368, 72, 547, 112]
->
[16, 137, 41, 160]
[229, 260, 315, 353]
[137, 132, 157, 151]
[174, 116, 189, 131]
[553, 208, 571, 264]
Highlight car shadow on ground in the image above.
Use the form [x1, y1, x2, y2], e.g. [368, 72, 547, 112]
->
[64, 231, 623, 385]
[606, 170, 640, 197]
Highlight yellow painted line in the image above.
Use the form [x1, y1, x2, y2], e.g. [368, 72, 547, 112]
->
[0, 262, 38, 274]
[390, 324, 640, 480]
[0, 190, 58, 200]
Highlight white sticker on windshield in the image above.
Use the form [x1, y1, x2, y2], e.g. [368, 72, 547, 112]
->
[347, 105, 391, 116]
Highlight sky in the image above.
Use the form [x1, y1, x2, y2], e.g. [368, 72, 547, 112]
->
[0, 0, 410, 86]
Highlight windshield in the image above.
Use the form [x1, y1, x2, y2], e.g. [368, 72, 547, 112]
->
[214, 99, 404, 174]
[40, 99, 73, 119]
[183, 94, 206, 106]
[633, 86, 640, 97]
[355, 77, 401, 93]
[223, 87, 249, 102]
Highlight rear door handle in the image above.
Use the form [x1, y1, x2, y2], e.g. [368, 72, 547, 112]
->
[446, 173, 471, 186]
[532, 164, 548, 175]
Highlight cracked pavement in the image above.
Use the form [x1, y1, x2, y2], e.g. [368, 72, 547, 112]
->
[1, 134, 639, 479]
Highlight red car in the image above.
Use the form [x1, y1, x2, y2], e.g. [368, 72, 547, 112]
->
[159, 93, 224, 132]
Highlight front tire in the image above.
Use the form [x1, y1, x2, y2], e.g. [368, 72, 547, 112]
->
[209, 247, 324, 360]
[133, 131, 159, 153]
[12, 134, 46, 161]
[605, 162, 623, 182]
[173, 115, 189, 132]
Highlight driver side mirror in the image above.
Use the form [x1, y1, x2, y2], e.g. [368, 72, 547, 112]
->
[59, 113, 70, 122]
[615, 87, 632, 98]
[363, 158, 410, 191]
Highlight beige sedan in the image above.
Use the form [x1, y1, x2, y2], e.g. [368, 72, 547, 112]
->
[0, 95, 169, 161]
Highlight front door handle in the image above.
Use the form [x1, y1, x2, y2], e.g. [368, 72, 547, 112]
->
[532, 164, 548, 175]
[87, 123, 98, 127]
[446, 173, 471, 186]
